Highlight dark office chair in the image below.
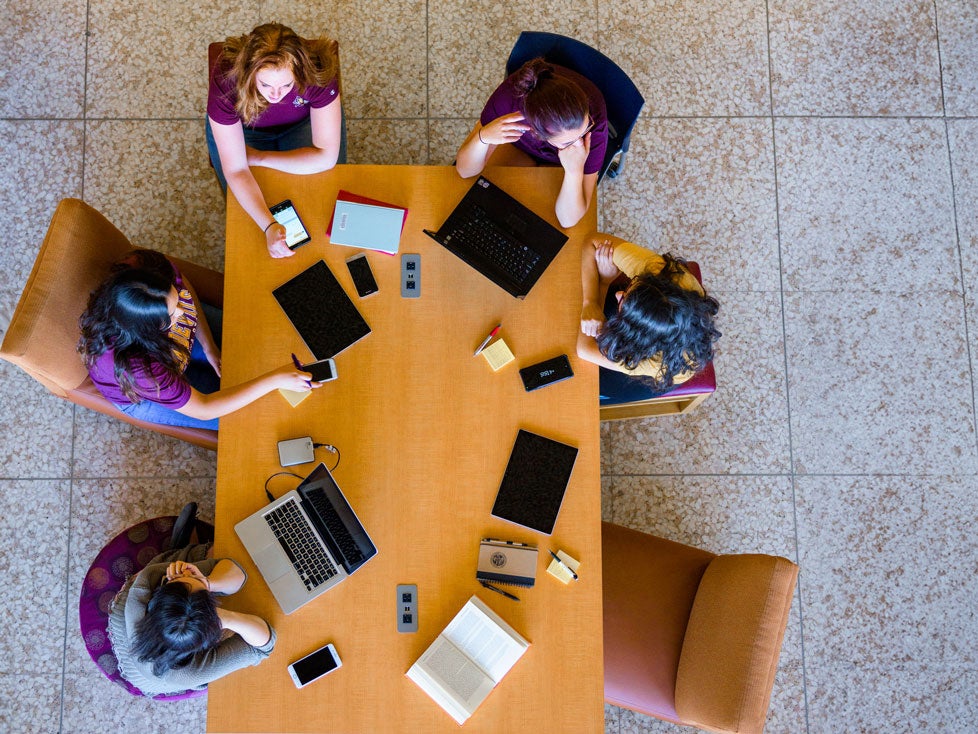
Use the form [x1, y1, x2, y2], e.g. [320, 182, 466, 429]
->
[506, 32, 645, 181]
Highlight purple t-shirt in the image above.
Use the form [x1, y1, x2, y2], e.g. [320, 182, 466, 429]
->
[207, 58, 339, 129]
[480, 64, 608, 176]
[89, 265, 199, 408]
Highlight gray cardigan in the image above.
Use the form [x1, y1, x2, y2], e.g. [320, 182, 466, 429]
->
[108, 547, 275, 695]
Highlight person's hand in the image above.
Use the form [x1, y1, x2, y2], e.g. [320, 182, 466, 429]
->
[594, 240, 619, 282]
[165, 561, 210, 589]
[204, 348, 222, 378]
[265, 222, 293, 258]
[557, 131, 591, 172]
[580, 302, 606, 338]
[270, 364, 322, 392]
[477, 112, 530, 146]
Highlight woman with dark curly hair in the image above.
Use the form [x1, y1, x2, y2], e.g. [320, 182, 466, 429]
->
[455, 57, 608, 228]
[577, 234, 721, 404]
[78, 249, 320, 430]
[207, 22, 345, 258]
[109, 547, 275, 695]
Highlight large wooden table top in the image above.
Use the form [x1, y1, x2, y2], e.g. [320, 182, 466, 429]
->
[208, 165, 602, 733]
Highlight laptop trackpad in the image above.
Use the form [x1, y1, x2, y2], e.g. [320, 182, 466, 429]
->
[255, 543, 292, 582]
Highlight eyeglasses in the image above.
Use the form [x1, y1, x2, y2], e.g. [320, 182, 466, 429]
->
[548, 116, 594, 150]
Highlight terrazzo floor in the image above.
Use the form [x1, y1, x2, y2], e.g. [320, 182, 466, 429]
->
[2, 1, 977, 732]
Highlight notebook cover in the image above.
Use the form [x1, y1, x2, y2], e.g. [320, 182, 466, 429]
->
[491, 430, 579, 536]
[272, 260, 371, 360]
[326, 189, 408, 255]
[476, 540, 537, 587]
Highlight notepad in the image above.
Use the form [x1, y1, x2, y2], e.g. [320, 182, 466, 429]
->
[481, 338, 514, 371]
[546, 550, 580, 585]
[476, 540, 537, 588]
[278, 388, 311, 408]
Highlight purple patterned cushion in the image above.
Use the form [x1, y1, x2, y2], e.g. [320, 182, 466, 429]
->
[79, 516, 212, 701]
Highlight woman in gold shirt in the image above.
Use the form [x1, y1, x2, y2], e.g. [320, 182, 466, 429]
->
[578, 233, 721, 403]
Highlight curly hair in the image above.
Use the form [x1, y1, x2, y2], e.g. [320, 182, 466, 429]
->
[77, 252, 188, 404]
[132, 582, 222, 676]
[596, 255, 721, 393]
[221, 23, 339, 125]
[510, 58, 589, 140]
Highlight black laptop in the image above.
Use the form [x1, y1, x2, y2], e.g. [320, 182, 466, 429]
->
[423, 176, 569, 298]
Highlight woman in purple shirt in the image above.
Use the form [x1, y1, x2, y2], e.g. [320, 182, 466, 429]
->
[79, 250, 321, 430]
[455, 58, 608, 228]
[207, 23, 344, 259]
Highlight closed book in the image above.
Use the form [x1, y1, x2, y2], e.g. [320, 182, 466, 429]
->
[476, 540, 537, 587]
[327, 191, 407, 254]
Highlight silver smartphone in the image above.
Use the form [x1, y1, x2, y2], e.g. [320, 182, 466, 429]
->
[300, 357, 338, 383]
[288, 642, 342, 688]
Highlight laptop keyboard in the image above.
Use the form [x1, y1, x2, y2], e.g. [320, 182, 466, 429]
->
[447, 205, 541, 283]
[265, 500, 338, 591]
[304, 488, 366, 566]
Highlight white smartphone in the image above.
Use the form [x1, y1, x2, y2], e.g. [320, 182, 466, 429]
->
[288, 642, 342, 688]
[300, 357, 338, 383]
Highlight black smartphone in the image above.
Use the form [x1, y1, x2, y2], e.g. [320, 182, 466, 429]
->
[270, 199, 312, 250]
[287, 642, 342, 688]
[301, 358, 337, 382]
[520, 354, 574, 392]
[346, 253, 379, 297]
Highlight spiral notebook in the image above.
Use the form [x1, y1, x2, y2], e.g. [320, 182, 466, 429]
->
[476, 540, 537, 588]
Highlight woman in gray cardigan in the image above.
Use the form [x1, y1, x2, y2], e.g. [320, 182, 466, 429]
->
[108, 544, 275, 695]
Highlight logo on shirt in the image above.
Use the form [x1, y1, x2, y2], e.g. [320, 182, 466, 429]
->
[294, 95, 308, 107]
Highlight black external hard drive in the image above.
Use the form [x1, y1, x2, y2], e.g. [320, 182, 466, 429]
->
[520, 354, 574, 392]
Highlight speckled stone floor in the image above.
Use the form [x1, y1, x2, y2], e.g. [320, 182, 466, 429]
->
[2, 2, 977, 732]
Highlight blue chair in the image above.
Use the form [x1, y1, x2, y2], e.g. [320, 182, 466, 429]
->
[506, 32, 645, 181]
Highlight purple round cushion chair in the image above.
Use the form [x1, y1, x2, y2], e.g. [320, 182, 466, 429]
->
[79, 515, 215, 701]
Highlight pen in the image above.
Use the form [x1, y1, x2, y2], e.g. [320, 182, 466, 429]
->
[548, 549, 579, 580]
[473, 325, 501, 356]
[291, 353, 312, 387]
[482, 538, 534, 547]
[480, 580, 520, 602]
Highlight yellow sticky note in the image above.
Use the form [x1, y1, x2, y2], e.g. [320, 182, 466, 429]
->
[546, 550, 581, 585]
[278, 388, 311, 407]
[481, 338, 515, 371]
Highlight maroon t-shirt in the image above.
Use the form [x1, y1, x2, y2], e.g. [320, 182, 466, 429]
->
[480, 64, 608, 175]
[207, 58, 339, 129]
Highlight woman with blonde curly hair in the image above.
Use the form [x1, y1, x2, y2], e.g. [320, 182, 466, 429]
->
[206, 23, 345, 258]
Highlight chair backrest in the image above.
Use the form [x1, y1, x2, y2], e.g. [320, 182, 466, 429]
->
[1, 198, 136, 396]
[506, 31, 645, 180]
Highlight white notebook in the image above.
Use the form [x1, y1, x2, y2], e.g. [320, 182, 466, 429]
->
[406, 595, 530, 724]
[329, 200, 405, 254]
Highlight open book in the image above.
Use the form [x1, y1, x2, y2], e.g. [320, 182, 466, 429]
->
[406, 595, 530, 724]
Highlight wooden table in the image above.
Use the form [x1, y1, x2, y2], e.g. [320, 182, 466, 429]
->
[208, 165, 602, 733]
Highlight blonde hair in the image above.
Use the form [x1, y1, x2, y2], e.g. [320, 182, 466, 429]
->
[222, 23, 339, 125]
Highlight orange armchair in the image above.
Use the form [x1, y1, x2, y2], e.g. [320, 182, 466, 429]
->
[602, 522, 798, 733]
[0, 198, 223, 450]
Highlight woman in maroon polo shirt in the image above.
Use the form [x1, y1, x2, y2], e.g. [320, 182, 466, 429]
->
[207, 23, 344, 259]
[455, 58, 608, 229]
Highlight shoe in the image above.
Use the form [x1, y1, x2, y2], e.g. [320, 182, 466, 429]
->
[170, 502, 198, 550]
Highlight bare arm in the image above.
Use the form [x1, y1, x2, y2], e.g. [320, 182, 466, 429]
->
[175, 363, 319, 421]
[247, 99, 342, 174]
[216, 608, 272, 647]
[577, 330, 631, 372]
[555, 133, 598, 228]
[208, 116, 292, 258]
[455, 112, 529, 178]
[205, 559, 246, 595]
[581, 233, 626, 336]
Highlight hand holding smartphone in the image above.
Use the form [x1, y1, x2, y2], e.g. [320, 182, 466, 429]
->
[270, 199, 312, 250]
[292, 354, 338, 383]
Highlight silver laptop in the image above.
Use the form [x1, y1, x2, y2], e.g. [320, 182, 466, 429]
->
[234, 463, 377, 614]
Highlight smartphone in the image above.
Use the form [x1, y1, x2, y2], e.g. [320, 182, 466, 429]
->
[288, 642, 342, 688]
[300, 358, 337, 383]
[346, 253, 379, 297]
[270, 199, 312, 250]
[520, 354, 574, 392]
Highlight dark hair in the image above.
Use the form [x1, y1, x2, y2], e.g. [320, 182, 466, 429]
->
[132, 582, 222, 676]
[78, 252, 188, 403]
[511, 58, 589, 140]
[597, 256, 721, 393]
